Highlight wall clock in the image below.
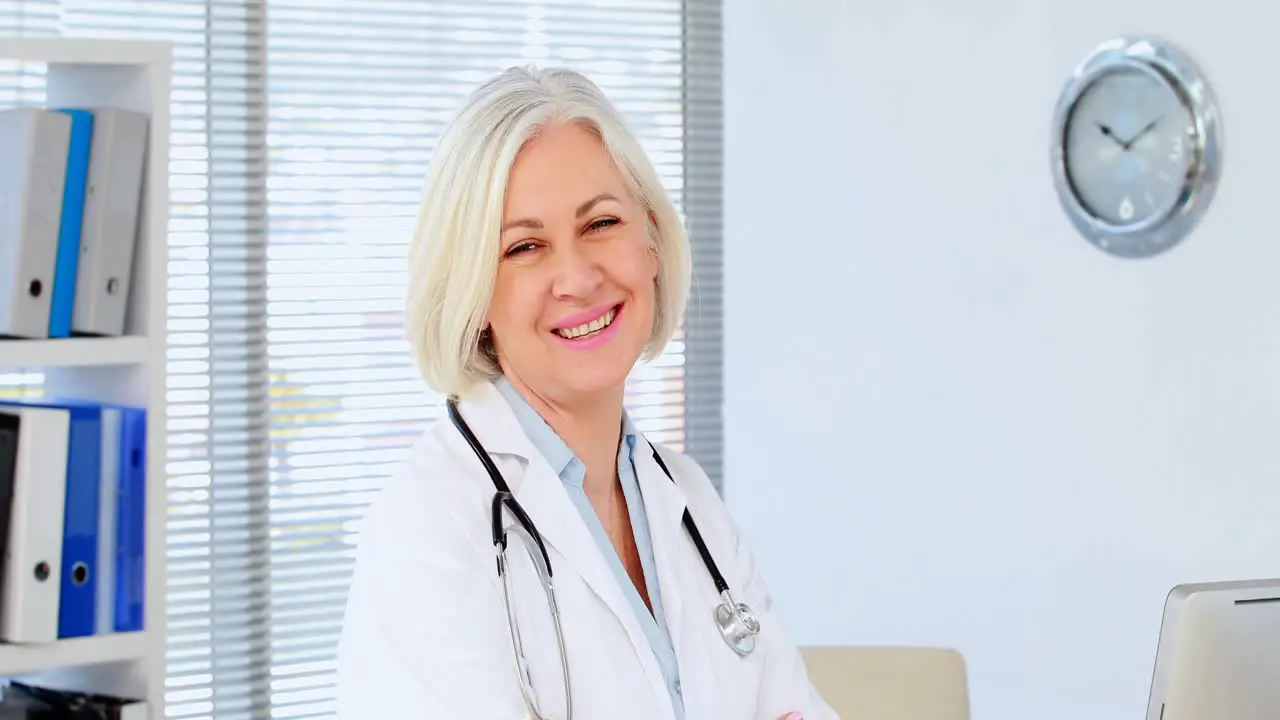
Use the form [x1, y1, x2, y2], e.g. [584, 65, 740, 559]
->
[1051, 36, 1223, 259]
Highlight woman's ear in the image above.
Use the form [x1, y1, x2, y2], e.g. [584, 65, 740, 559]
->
[645, 211, 661, 276]
[479, 324, 498, 362]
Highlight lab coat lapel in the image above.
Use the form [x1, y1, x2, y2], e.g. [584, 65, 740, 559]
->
[455, 382, 673, 707]
[634, 444, 720, 720]
[633, 443, 689, 634]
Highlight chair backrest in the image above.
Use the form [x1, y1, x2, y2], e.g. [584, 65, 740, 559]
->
[800, 645, 971, 720]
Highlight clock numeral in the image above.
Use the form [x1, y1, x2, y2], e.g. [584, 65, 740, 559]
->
[1170, 136, 1183, 162]
[1119, 197, 1135, 222]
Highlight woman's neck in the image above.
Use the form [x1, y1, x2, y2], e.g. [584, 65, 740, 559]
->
[505, 374, 625, 500]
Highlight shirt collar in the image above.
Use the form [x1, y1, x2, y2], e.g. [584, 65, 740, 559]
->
[493, 375, 638, 478]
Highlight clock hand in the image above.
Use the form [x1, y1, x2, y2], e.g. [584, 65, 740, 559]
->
[1096, 121, 1126, 148]
[1121, 117, 1161, 150]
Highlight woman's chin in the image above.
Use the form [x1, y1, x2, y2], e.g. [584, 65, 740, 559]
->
[545, 348, 641, 397]
[557, 366, 634, 399]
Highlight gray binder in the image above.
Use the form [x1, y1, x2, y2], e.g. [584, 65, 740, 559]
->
[0, 108, 71, 339]
[72, 107, 150, 337]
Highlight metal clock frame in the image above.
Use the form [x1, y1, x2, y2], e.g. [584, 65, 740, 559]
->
[1051, 35, 1223, 259]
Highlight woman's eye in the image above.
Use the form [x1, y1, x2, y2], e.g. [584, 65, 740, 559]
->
[504, 242, 536, 257]
[587, 217, 619, 233]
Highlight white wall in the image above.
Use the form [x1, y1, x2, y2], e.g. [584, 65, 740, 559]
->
[723, 2, 1280, 719]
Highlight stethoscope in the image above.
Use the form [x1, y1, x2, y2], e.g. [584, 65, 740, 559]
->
[446, 397, 761, 720]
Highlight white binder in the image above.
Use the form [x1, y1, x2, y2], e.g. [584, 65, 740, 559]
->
[0, 108, 71, 339]
[72, 107, 149, 337]
[95, 406, 121, 635]
[0, 406, 69, 643]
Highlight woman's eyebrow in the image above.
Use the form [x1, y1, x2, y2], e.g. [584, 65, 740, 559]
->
[574, 192, 618, 218]
[500, 192, 620, 233]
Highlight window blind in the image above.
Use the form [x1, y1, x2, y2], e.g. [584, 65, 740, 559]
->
[0, 1, 723, 717]
[681, 0, 723, 491]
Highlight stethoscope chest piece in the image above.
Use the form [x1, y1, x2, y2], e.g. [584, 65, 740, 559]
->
[713, 590, 761, 657]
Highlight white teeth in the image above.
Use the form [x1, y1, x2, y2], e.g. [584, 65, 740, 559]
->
[555, 308, 617, 339]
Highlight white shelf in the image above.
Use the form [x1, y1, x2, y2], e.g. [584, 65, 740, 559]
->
[0, 337, 149, 368]
[1, 34, 171, 717]
[0, 36, 170, 66]
[0, 633, 147, 676]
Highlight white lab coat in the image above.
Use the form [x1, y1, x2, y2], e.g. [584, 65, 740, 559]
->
[335, 379, 839, 720]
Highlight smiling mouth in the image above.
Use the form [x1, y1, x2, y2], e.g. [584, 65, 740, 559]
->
[553, 305, 620, 340]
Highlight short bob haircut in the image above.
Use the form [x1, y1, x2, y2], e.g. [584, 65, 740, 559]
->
[404, 66, 692, 398]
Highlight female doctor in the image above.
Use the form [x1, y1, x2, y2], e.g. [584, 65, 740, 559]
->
[335, 66, 839, 720]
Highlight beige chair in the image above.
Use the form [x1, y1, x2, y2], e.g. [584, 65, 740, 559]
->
[800, 646, 971, 720]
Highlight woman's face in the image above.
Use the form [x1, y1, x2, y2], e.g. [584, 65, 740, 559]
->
[488, 122, 659, 405]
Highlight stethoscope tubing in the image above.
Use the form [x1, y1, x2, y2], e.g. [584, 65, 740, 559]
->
[448, 397, 555, 577]
[447, 395, 729, 592]
[648, 448, 731, 596]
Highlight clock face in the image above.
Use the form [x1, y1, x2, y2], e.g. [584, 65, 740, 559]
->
[1063, 67, 1196, 227]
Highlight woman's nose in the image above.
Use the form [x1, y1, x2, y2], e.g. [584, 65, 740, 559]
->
[550, 243, 603, 298]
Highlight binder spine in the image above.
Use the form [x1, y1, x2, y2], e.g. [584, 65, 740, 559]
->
[0, 108, 70, 339]
[57, 406, 103, 638]
[115, 407, 146, 633]
[0, 406, 69, 643]
[49, 109, 95, 338]
[0, 413, 19, 599]
[96, 407, 122, 635]
[72, 108, 149, 337]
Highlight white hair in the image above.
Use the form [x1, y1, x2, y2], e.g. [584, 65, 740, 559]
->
[404, 66, 692, 398]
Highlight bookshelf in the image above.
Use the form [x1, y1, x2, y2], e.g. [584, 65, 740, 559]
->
[0, 337, 149, 368]
[0, 35, 169, 716]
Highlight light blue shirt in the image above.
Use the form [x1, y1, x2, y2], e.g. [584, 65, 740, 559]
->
[495, 376, 685, 719]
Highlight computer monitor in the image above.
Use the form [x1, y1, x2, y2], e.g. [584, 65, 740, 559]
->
[1146, 579, 1280, 720]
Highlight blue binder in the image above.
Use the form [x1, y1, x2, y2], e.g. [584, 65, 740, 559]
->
[112, 405, 146, 633]
[49, 109, 94, 338]
[0, 398, 102, 638]
[39, 398, 146, 634]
